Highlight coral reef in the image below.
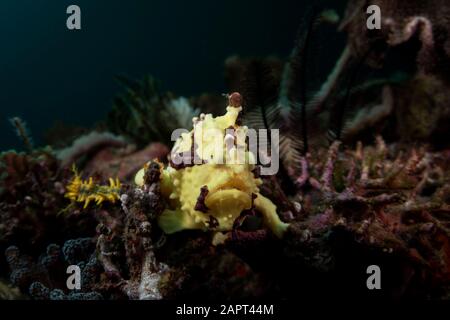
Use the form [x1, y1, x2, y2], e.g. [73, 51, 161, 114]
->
[2, 113, 450, 301]
[1, 2, 450, 301]
[94, 160, 169, 300]
[281, 137, 450, 298]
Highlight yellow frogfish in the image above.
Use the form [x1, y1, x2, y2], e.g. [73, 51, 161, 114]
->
[135, 93, 288, 240]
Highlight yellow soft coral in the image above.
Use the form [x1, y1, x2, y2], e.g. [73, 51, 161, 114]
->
[65, 166, 121, 208]
[135, 93, 288, 238]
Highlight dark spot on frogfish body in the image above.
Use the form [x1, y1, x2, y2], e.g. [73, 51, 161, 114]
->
[207, 215, 219, 229]
[252, 166, 261, 179]
[194, 185, 209, 213]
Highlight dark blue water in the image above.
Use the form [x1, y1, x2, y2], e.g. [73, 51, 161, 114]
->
[0, 0, 341, 151]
